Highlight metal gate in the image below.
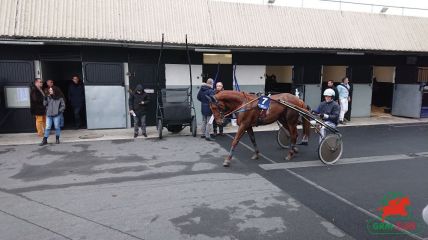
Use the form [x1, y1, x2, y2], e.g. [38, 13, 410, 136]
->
[392, 66, 422, 118]
[392, 84, 422, 118]
[83, 62, 127, 129]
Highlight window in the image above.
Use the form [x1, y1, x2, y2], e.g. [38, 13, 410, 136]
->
[203, 54, 232, 64]
[5, 87, 30, 108]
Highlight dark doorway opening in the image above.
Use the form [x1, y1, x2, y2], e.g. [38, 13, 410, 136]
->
[202, 64, 233, 90]
[42, 61, 86, 129]
[371, 66, 395, 116]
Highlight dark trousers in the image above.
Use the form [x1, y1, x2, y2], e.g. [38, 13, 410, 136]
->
[213, 121, 223, 134]
[72, 106, 81, 128]
[134, 114, 146, 134]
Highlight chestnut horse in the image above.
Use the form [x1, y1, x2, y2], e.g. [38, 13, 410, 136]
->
[208, 90, 311, 167]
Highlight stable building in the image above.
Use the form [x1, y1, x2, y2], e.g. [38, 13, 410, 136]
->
[1, 0, 428, 133]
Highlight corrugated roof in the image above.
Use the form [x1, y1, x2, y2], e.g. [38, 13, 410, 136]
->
[0, 0, 428, 52]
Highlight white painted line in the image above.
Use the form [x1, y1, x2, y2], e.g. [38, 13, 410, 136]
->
[285, 169, 424, 240]
[241, 144, 424, 240]
[391, 124, 428, 128]
[259, 154, 420, 170]
[225, 133, 276, 164]
[227, 134, 424, 240]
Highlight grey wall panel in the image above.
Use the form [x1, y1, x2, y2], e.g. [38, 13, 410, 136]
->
[304, 84, 321, 110]
[85, 86, 127, 129]
[392, 84, 422, 118]
[350, 84, 372, 117]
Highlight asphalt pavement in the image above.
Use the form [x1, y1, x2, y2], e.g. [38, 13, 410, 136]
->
[0, 123, 427, 239]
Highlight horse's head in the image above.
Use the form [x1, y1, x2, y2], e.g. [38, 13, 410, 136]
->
[207, 95, 227, 125]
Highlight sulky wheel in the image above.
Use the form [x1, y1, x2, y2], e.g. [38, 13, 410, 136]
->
[318, 134, 343, 165]
[157, 119, 163, 139]
[191, 116, 197, 137]
[277, 126, 290, 149]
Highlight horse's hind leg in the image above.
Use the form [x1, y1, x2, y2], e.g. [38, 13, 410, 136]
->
[247, 127, 259, 160]
[224, 126, 246, 167]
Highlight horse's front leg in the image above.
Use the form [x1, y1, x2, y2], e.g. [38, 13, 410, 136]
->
[224, 126, 247, 167]
[286, 125, 299, 161]
[247, 127, 259, 160]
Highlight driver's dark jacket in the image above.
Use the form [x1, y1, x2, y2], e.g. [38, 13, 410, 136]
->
[313, 100, 340, 125]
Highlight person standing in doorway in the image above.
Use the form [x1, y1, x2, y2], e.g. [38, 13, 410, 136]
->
[213, 82, 225, 136]
[326, 80, 339, 102]
[197, 78, 215, 141]
[68, 75, 85, 129]
[40, 87, 66, 146]
[129, 84, 150, 138]
[46, 79, 65, 128]
[337, 77, 351, 124]
[30, 78, 46, 137]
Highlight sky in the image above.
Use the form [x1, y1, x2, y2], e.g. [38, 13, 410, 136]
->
[214, 0, 428, 17]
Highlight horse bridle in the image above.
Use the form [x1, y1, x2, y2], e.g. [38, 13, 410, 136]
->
[210, 93, 259, 123]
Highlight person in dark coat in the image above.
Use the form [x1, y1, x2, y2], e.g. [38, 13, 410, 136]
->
[129, 84, 150, 138]
[30, 78, 46, 137]
[40, 87, 66, 146]
[197, 78, 215, 141]
[312, 88, 340, 143]
[68, 75, 85, 129]
[325, 80, 339, 102]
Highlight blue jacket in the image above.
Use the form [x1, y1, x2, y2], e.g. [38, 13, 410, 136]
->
[313, 100, 340, 125]
[197, 84, 215, 116]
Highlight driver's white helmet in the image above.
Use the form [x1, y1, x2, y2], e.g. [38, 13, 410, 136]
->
[323, 88, 335, 97]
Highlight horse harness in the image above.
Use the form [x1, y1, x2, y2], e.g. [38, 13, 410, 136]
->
[212, 92, 271, 125]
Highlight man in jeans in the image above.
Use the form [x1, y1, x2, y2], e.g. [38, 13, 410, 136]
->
[197, 78, 215, 141]
[129, 84, 150, 138]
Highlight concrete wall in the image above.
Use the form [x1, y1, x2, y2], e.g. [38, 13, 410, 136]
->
[165, 64, 203, 124]
[235, 65, 265, 93]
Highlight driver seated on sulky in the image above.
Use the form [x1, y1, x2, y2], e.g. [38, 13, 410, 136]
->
[312, 89, 340, 143]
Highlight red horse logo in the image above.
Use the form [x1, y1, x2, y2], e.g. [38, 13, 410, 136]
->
[378, 197, 410, 222]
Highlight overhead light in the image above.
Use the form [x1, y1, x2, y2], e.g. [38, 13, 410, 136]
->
[380, 7, 389, 13]
[268, 0, 275, 3]
[195, 48, 231, 53]
[336, 51, 365, 56]
[0, 40, 44, 45]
